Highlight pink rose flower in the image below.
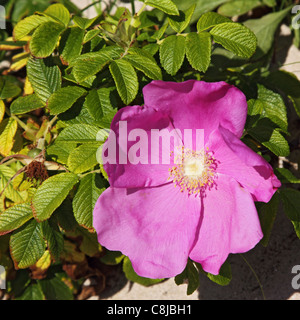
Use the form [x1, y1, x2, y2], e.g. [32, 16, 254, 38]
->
[93, 80, 281, 279]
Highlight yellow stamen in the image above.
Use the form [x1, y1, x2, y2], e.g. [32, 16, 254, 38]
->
[169, 146, 218, 196]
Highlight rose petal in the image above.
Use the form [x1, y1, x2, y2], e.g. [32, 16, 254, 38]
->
[208, 126, 281, 203]
[93, 183, 201, 279]
[143, 80, 247, 142]
[189, 174, 263, 275]
[103, 105, 182, 188]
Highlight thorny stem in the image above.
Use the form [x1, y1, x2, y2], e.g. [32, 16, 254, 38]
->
[239, 254, 266, 300]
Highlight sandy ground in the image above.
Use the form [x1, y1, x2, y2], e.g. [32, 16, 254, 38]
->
[70, 0, 300, 300]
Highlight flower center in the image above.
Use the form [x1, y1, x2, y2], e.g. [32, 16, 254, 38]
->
[184, 158, 205, 178]
[168, 147, 218, 196]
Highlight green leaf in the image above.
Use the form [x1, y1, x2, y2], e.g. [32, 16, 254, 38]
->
[52, 199, 77, 232]
[218, 0, 261, 17]
[41, 220, 64, 261]
[73, 15, 101, 30]
[72, 46, 124, 83]
[16, 284, 45, 300]
[8, 269, 31, 297]
[123, 256, 164, 286]
[38, 273, 73, 300]
[0, 76, 22, 100]
[280, 188, 300, 239]
[84, 88, 117, 128]
[168, 4, 195, 33]
[61, 101, 106, 127]
[263, 0, 276, 6]
[83, 29, 101, 44]
[159, 34, 186, 75]
[67, 144, 100, 174]
[10, 94, 44, 115]
[100, 250, 124, 265]
[27, 57, 62, 103]
[142, 43, 160, 56]
[76, 227, 100, 257]
[151, 23, 169, 41]
[264, 70, 300, 118]
[32, 172, 79, 222]
[43, 4, 70, 27]
[246, 85, 288, 132]
[185, 32, 211, 73]
[244, 7, 291, 59]
[47, 141, 77, 165]
[257, 192, 279, 247]
[0, 203, 33, 236]
[210, 22, 257, 58]
[174, 259, 199, 295]
[206, 261, 232, 286]
[0, 165, 28, 203]
[59, 27, 85, 65]
[275, 168, 300, 184]
[13, 15, 52, 41]
[56, 124, 101, 144]
[73, 174, 105, 229]
[10, 219, 46, 269]
[173, 0, 229, 24]
[30, 21, 65, 58]
[197, 12, 232, 32]
[47, 86, 86, 115]
[248, 122, 290, 157]
[124, 47, 162, 80]
[109, 59, 138, 105]
[145, 0, 179, 16]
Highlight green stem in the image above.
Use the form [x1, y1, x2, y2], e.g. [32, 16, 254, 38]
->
[81, 0, 102, 13]
[79, 169, 101, 179]
[131, 0, 136, 15]
[107, 0, 118, 14]
[280, 0, 287, 10]
[239, 254, 266, 300]
[136, 3, 146, 17]
[5, 107, 36, 135]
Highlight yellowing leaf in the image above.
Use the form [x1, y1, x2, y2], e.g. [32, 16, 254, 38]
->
[13, 15, 52, 41]
[36, 250, 51, 270]
[0, 37, 29, 50]
[0, 165, 28, 204]
[24, 77, 34, 95]
[0, 118, 18, 156]
[8, 55, 29, 72]
[0, 100, 4, 124]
